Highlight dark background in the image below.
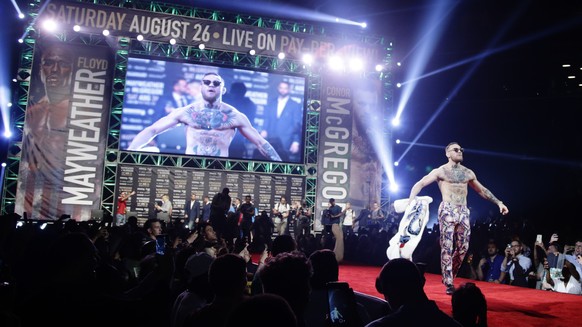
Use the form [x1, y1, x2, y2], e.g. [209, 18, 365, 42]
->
[2, 0, 581, 241]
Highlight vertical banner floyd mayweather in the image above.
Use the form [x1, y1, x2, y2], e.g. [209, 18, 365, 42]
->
[315, 73, 384, 230]
[15, 39, 114, 220]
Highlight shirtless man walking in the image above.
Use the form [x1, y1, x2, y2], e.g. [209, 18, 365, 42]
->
[128, 72, 282, 161]
[407, 142, 509, 294]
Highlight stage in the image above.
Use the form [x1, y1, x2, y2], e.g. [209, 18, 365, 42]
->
[339, 263, 582, 327]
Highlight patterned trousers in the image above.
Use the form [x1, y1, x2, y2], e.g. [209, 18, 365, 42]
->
[438, 202, 471, 286]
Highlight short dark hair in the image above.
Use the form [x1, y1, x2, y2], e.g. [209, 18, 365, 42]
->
[446, 142, 460, 151]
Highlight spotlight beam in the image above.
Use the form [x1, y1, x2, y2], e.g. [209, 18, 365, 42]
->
[393, 1, 455, 123]
[397, 4, 528, 165]
[400, 10, 581, 86]
[10, 0, 23, 16]
[396, 141, 582, 168]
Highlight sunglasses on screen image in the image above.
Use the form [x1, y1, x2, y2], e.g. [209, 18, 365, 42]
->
[450, 148, 464, 153]
[202, 80, 222, 87]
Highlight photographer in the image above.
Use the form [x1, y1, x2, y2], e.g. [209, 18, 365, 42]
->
[501, 240, 532, 287]
[294, 200, 312, 240]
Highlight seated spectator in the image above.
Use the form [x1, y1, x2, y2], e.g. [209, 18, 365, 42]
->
[501, 240, 532, 287]
[259, 251, 312, 327]
[367, 258, 462, 326]
[451, 282, 487, 327]
[475, 240, 506, 283]
[170, 252, 214, 327]
[564, 238, 582, 278]
[251, 234, 297, 295]
[225, 293, 298, 327]
[543, 255, 582, 295]
[184, 253, 249, 327]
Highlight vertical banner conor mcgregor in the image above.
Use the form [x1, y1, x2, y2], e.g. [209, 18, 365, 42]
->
[315, 73, 384, 230]
[15, 39, 114, 220]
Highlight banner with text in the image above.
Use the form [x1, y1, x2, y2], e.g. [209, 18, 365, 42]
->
[315, 73, 384, 230]
[15, 39, 114, 220]
[115, 164, 306, 226]
[41, 0, 381, 62]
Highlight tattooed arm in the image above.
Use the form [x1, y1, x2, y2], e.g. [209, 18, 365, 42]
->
[468, 177, 509, 215]
[237, 114, 282, 161]
[408, 168, 440, 203]
[128, 109, 182, 150]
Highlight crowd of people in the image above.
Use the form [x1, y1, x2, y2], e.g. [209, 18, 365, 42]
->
[1, 200, 581, 327]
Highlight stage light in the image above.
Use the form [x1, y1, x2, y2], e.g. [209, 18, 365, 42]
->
[43, 19, 57, 32]
[562, 64, 571, 67]
[198, 44, 205, 50]
[7, 102, 12, 107]
[16, 221, 23, 228]
[391, 118, 400, 127]
[397, 62, 402, 66]
[328, 56, 343, 71]
[396, 139, 401, 144]
[389, 183, 399, 192]
[249, 49, 255, 55]
[302, 53, 313, 65]
[137, 34, 144, 41]
[396, 83, 402, 88]
[567, 76, 576, 79]
[278, 52, 286, 60]
[40, 223, 47, 230]
[394, 161, 399, 167]
[73, 25, 81, 32]
[102, 29, 109, 36]
[169, 38, 176, 45]
[375, 64, 384, 72]
[360, 22, 367, 28]
[12, 79, 17, 83]
[17, 38, 23, 43]
[4, 130, 12, 138]
[349, 58, 364, 72]
[18, 13, 25, 19]
[1, 162, 5, 167]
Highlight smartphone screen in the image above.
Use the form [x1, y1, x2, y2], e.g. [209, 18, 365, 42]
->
[326, 282, 362, 327]
[536, 234, 543, 244]
[155, 234, 167, 255]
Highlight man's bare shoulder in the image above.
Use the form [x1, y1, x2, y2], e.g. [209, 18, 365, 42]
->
[431, 164, 448, 176]
[221, 102, 251, 124]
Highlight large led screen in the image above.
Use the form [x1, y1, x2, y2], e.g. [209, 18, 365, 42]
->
[119, 57, 306, 163]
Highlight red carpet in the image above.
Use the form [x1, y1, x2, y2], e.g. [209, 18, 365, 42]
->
[339, 263, 582, 327]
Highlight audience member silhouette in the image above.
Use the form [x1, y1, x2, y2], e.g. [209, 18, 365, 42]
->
[259, 251, 312, 327]
[225, 293, 298, 327]
[170, 252, 215, 327]
[19, 232, 137, 327]
[368, 258, 462, 326]
[251, 234, 298, 295]
[184, 253, 249, 327]
[451, 282, 487, 327]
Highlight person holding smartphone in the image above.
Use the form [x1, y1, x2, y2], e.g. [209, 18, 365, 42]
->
[501, 240, 532, 287]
